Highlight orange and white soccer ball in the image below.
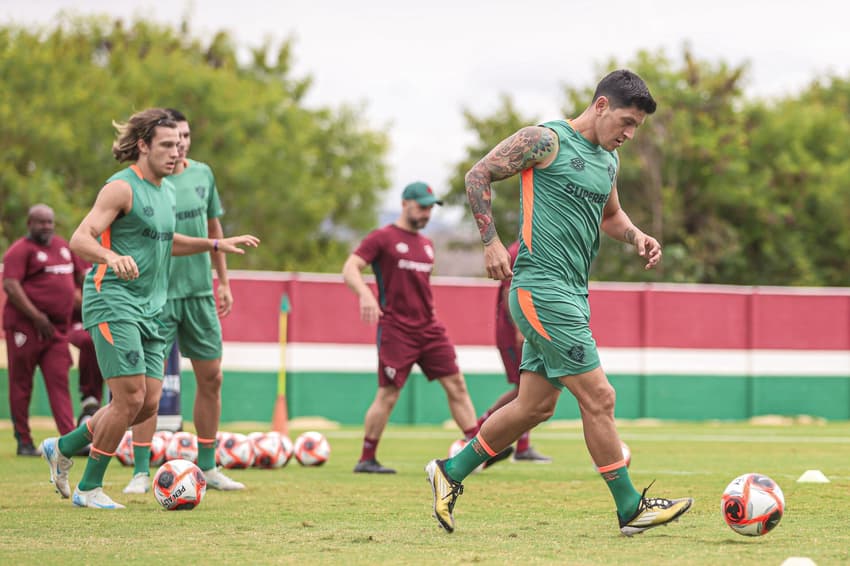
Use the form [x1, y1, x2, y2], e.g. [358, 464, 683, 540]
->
[293, 431, 331, 466]
[218, 432, 255, 469]
[166, 431, 198, 463]
[149, 431, 169, 467]
[721, 473, 785, 536]
[114, 430, 134, 466]
[251, 432, 287, 469]
[153, 459, 206, 511]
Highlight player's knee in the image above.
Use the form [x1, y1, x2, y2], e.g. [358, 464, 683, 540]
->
[526, 396, 558, 425]
[197, 370, 223, 394]
[581, 382, 616, 417]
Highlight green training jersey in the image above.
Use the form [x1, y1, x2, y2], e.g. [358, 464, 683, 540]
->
[167, 158, 224, 299]
[82, 166, 176, 326]
[512, 119, 619, 294]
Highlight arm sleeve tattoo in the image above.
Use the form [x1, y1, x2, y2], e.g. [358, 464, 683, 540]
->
[466, 127, 557, 244]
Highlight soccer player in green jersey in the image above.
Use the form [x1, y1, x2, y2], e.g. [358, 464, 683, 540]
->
[123, 108, 244, 494]
[427, 70, 693, 535]
[40, 108, 259, 508]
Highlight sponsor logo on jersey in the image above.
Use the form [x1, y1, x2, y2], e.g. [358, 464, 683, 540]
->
[141, 228, 175, 241]
[60, 247, 71, 261]
[424, 244, 434, 259]
[36, 251, 48, 262]
[143, 206, 155, 217]
[570, 157, 585, 171]
[195, 186, 207, 199]
[176, 206, 205, 220]
[398, 259, 433, 273]
[564, 182, 608, 204]
[44, 263, 74, 274]
[395, 242, 409, 254]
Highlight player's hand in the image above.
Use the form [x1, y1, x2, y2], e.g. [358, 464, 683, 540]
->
[216, 283, 234, 318]
[635, 233, 662, 270]
[359, 292, 382, 324]
[216, 235, 260, 254]
[33, 312, 55, 340]
[483, 239, 513, 280]
[106, 253, 140, 280]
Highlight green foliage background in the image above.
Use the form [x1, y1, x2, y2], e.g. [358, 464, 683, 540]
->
[446, 50, 850, 285]
[0, 15, 390, 272]
[3, 16, 850, 284]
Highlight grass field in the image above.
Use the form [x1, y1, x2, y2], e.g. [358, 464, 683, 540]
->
[3, 420, 849, 565]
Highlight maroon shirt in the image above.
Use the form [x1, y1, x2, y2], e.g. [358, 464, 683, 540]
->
[495, 240, 520, 349]
[2, 235, 79, 329]
[354, 224, 437, 329]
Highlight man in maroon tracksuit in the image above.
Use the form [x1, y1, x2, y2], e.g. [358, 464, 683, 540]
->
[342, 182, 483, 474]
[2, 204, 83, 455]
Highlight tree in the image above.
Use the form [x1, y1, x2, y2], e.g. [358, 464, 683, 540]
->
[447, 48, 850, 285]
[0, 15, 390, 271]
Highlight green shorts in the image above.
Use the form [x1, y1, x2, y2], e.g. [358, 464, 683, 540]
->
[160, 296, 222, 360]
[508, 283, 601, 390]
[89, 319, 168, 379]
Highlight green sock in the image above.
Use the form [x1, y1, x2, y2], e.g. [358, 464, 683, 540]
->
[58, 422, 92, 457]
[133, 444, 151, 475]
[600, 464, 642, 521]
[444, 436, 490, 482]
[197, 439, 217, 472]
[78, 451, 113, 491]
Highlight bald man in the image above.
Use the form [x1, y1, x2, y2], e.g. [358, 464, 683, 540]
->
[3, 205, 84, 455]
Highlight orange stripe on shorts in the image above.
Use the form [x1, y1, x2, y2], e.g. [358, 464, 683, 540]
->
[517, 288, 551, 341]
[98, 322, 114, 345]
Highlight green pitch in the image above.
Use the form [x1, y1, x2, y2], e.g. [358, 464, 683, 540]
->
[2, 422, 849, 565]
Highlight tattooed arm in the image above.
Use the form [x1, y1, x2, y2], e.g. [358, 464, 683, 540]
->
[601, 183, 662, 270]
[465, 126, 558, 279]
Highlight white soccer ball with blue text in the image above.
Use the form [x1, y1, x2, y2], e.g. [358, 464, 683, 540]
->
[218, 432, 255, 469]
[153, 458, 207, 511]
[721, 473, 785, 536]
[293, 431, 331, 466]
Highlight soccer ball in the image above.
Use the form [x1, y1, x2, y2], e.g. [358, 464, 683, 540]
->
[153, 459, 207, 511]
[115, 430, 134, 466]
[150, 431, 169, 467]
[293, 431, 331, 466]
[217, 432, 255, 469]
[215, 431, 233, 465]
[166, 431, 198, 463]
[251, 432, 287, 469]
[593, 441, 631, 471]
[280, 434, 294, 466]
[721, 473, 785, 536]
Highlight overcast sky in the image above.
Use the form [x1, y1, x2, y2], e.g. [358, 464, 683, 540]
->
[5, 1, 850, 213]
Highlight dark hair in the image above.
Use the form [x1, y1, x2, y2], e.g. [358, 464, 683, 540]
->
[111, 108, 177, 163]
[593, 69, 657, 114]
[165, 108, 188, 122]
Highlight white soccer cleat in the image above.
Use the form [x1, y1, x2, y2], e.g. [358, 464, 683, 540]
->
[122, 472, 151, 494]
[41, 437, 73, 498]
[204, 467, 245, 491]
[72, 487, 126, 509]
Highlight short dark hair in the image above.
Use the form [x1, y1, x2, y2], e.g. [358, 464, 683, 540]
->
[593, 70, 657, 114]
[165, 108, 188, 122]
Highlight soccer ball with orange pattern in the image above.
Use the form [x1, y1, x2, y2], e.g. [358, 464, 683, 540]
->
[153, 459, 207, 511]
[293, 431, 331, 466]
[721, 473, 785, 536]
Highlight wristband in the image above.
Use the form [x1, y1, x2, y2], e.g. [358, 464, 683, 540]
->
[213, 239, 219, 252]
